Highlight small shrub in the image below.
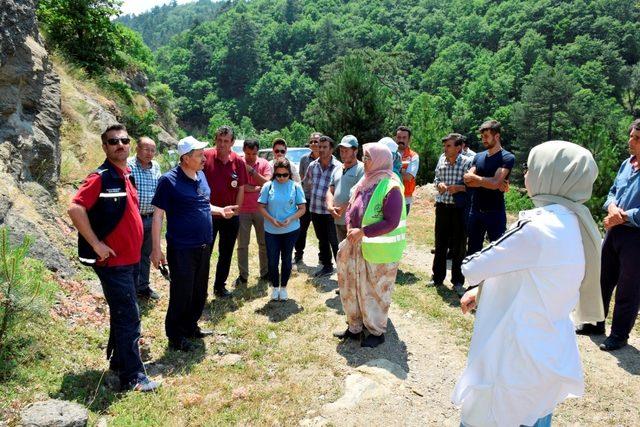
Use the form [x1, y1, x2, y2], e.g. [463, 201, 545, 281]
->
[504, 186, 534, 213]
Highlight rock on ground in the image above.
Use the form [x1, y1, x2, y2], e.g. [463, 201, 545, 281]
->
[19, 399, 88, 427]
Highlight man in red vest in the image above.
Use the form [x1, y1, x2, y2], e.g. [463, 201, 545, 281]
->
[396, 125, 419, 215]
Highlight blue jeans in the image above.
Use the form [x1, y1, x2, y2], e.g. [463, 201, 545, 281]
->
[461, 413, 552, 427]
[93, 265, 144, 384]
[265, 229, 299, 287]
[133, 215, 153, 293]
[466, 209, 507, 256]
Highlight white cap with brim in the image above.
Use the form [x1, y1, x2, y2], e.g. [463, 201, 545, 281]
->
[177, 136, 208, 156]
[339, 135, 359, 148]
[378, 137, 398, 153]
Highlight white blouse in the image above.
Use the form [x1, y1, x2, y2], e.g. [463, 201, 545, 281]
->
[452, 204, 585, 427]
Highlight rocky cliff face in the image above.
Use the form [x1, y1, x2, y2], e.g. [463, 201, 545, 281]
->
[0, 0, 71, 274]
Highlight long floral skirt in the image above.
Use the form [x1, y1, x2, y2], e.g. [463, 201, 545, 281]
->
[336, 239, 399, 336]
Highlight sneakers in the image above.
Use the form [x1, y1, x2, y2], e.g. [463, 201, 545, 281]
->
[575, 322, 605, 336]
[599, 334, 627, 351]
[314, 266, 334, 278]
[270, 287, 289, 301]
[122, 372, 160, 392]
[279, 288, 288, 301]
[271, 288, 280, 301]
[426, 280, 443, 287]
[137, 288, 160, 300]
[361, 333, 385, 348]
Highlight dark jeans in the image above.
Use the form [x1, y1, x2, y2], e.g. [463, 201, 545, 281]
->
[466, 209, 507, 256]
[166, 243, 212, 341]
[265, 229, 299, 287]
[212, 216, 240, 292]
[433, 203, 466, 285]
[133, 215, 153, 293]
[93, 265, 144, 384]
[601, 225, 640, 340]
[311, 213, 339, 267]
[406, 203, 411, 215]
[294, 202, 311, 261]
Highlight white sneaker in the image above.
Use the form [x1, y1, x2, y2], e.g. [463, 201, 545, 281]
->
[279, 288, 288, 301]
[271, 288, 280, 301]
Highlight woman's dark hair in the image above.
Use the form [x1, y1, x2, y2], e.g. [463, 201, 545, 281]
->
[271, 157, 292, 179]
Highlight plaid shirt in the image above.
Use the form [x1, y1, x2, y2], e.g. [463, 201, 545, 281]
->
[306, 157, 342, 214]
[433, 154, 471, 204]
[127, 157, 161, 215]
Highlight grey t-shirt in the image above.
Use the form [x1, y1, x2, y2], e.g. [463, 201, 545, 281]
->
[330, 161, 365, 225]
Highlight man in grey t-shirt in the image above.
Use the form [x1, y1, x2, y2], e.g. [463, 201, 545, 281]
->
[326, 135, 364, 242]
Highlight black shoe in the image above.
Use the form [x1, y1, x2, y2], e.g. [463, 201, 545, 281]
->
[361, 333, 385, 348]
[137, 288, 160, 300]
[190, 328, 214, 338]
[122, 372, 160, 392]
[109, 360, 120, 374]
[426, 280, 443, 287]
[168, 338, 197, 352]
[599, 334, 627, 351]
[333, 328, 361, 340]
[430, 248, 435, 254]
[259, 273, 270, 281]
[294, 255, 303, 264]
[453, 283, 466, 297]
[575, 323, 605, 336]
[214, 288, 232, 298]
[235, 277, 248, 287]
[314, 266, 334, 277]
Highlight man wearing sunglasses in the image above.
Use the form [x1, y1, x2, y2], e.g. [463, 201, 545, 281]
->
[269, 138, 301, 182]
[68, 124, 158, 392]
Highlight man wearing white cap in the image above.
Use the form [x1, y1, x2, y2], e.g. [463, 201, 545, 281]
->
[151, 136, 235, 352]
[327, 135, 364, 242]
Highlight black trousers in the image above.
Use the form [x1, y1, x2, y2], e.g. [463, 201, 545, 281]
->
[311, 212, 339, 267]
[601, 225, 640, 340]
[294, 202, 312, 261]
[166, 243, 212, 341]
[433, 203, 466, 285]
[212, 216, 240, 291]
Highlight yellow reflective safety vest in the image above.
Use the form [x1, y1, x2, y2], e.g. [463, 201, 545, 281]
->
[361, 178, 407, 263]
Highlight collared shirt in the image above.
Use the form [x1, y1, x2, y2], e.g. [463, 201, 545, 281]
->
[72, 160, 143, 266]
[127, 157, 161, 215]
[306, 157, 342, 214]
[462, 147, 476, 158]
[330, 161, 364, 225]
[241, 157, 272, 214]
[433, 154, 472, 204]
[258, 180, 306, 234]
[299, 153, 320, 197]
[203, 148, 248, 207]
[152, 166, 213, 248]
[604, 155, 640, 227]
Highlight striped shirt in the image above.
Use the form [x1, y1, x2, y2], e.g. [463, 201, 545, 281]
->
[433, 154, 472, 204]
[127, 157, 161, 215]
[305, 157, 342, 214]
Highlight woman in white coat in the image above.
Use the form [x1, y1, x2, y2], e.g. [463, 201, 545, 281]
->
[452, 141, 604, 427]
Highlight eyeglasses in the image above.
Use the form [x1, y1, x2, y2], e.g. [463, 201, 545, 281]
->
[106, 137, 131, 146]
[522, 162, 528, 174]
[362, 154, 371, 162]
[275, 173, 290, 178]
[274, 149, 286, 154]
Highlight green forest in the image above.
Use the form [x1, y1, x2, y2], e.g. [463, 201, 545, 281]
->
[38, 0, 640, 212]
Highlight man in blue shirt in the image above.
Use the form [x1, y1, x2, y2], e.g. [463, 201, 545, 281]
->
[151, 136, 235, 352]
[463, 120, 514, 255]
[576, 119, 640, 351]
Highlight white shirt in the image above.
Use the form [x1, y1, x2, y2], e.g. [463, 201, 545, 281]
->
[452, 204, 585, 427]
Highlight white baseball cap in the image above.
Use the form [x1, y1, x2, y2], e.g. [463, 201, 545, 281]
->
[177, 136, 208, 156]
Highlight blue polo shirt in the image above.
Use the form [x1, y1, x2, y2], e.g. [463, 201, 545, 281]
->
[152, 166, 213, 248]
[470, 148, 515, 212]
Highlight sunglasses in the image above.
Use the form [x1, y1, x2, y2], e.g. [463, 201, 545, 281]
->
[106, 137, 131, 146]
[275, 173, 290, 178]
[274, 149, 286, 154]
[308, 140, 319, 145]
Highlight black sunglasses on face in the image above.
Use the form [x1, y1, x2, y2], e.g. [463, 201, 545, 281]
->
[106, 137, 131, 146]
[309, 140, 319, 145]
[275, 173, 290, 178]
[274, 149, 286, 154]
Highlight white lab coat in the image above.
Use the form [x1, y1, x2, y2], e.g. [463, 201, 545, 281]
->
[452, 204, 585, 427]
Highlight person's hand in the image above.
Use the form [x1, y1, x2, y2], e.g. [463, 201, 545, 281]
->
[281, 217, 292, 227]
[151, 247, 166, 268]
[270, 217, 283, 227]
[437, 182, 447, 194]
[222, 205, 237, 218]
[460, 287, 479, 314]
[92, 241, 116, 261]
[604, 213, 625, 230]
[463, 172, 481, 187]
[329, 205, 343, 219]
[498, 180, 510, 193]
[607, 204, 625, 223]
[347, 228, 364, 244]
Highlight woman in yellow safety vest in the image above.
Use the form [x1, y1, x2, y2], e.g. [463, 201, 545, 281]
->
[334, 142, 407, 348]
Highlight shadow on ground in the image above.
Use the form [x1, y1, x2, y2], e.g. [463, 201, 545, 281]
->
[335, 319, 410, 374]
[396, 269, 420, 286]
[56, 369, 123, 413]
[255, 299, 304, 322]
[203, 278, 269, 326]
[588, 335, 640, 375]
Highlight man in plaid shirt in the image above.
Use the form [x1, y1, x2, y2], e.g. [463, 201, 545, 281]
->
[127, 136, 162, 300]
[304, 135, 342, 277]
[430, 133, 472, 296]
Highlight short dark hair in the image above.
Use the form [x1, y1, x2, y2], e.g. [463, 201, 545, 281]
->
[272, 138, 287, 148]
[629, 119, 640, 132]
[441, 133, 464, 147]
[479, 120, 501, 134]
[319, 135, 335, 147]
[215, 125, 235, 140]
[396, 125, 412, 138]
[101, 124, 127, 144]
[243, 139, 259, 150]
[271, 157, 292, 178]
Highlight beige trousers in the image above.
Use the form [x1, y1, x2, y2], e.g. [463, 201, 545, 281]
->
[237, 212, 268, 280]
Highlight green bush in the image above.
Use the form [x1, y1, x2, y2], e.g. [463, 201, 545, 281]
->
[123, 107, 159, 140]
[504, 186, 534, 213]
